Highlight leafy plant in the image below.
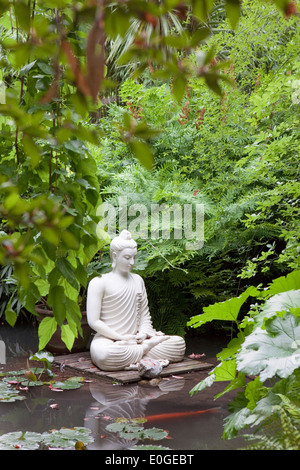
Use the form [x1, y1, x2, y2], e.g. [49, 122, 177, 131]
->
[241, 396, 300, 450]
[29, 350, 54, 378]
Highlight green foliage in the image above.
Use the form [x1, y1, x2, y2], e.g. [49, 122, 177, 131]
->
[88, 0, 300, 340]
[189, 270, 300, 444]
[0, 0, 298, 346]
[241, 399, 300, 450]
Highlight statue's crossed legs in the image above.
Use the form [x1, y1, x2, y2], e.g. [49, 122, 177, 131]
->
[90, 334, 186, 371]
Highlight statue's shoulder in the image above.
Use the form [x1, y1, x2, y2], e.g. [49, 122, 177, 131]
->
[88, 275, 106, 290]
[131, 272, 145, 286]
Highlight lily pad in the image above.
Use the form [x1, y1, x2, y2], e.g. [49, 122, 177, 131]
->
[236, 313, 300, 382]
[0, 427, 94, 450]
[41, 427, 94, 449]
[106, 419, 169, 441]
[0, 382, 26, 403]
[2, 375, 44, 387]
[130, 444, 171, 450]
[50, 377, 85, 390]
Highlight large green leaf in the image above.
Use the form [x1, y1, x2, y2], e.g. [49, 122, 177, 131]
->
[60, 324, 76, 351]
[0, 427, 94, 450]
[47, 285, 66, 325]
[236, 313, 300, 382]
[255, 289, 300, 327]
[38, 316, 57, 351]
[266, 270, 300, 297]
[56, 257, 79, 290]
[188, 285, 259, 328]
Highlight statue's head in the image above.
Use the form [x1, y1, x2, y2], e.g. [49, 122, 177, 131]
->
[110, 230, 137, 272]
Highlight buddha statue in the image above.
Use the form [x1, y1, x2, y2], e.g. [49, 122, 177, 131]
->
[86, 230, 186, 371]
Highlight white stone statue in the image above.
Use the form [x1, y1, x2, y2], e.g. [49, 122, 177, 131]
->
[86, 230, 186, 371]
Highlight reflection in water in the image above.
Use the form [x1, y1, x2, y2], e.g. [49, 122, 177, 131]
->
[0, 340, 5, 364]
[0, 326, 246, 449]
[85, 378, 185, 450]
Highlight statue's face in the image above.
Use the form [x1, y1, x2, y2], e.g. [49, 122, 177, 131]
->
[113, 247, 137, 273]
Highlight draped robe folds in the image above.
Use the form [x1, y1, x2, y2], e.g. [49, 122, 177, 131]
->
[89, 273, 186, 371]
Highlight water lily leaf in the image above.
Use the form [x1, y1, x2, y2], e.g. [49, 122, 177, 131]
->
[106, 421, 143, 440]
[22, 380, 44, 387]
[236, 313, 300, 382]
[1, 369, 28, 376]
[130, 444, 171, 450]
[143, 427, 168, 441]
[106, 419, 168, 441]
[0, 431, 41, 450]
[50, 376, 84, 390]
[41, 427, 93, 449]
[0, 382, 26, 402]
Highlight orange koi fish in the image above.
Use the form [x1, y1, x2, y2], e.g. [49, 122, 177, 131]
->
[145, 408, 219, 422]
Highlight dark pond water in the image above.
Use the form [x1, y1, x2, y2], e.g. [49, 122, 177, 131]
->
[0, 324, 246, 450]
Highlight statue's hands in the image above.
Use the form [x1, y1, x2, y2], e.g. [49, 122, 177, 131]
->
[119, 334, 137, 342]
[135, 332, 147, 344]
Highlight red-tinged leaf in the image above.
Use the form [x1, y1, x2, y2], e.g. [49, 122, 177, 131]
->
[285, 1, 297, 17]
[49, 403, 59, 409]
[86, 1, 106, 102]
[61, 40, 91, 97]
[188, 353, 206, 359]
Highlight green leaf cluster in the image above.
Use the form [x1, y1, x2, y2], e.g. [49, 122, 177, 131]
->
[188, 270, 300, 444]
[0, 427, 93, 450]
[106, 418, 169, 442]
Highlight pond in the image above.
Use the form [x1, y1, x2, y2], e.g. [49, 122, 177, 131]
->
[0, 324, 246, 451]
